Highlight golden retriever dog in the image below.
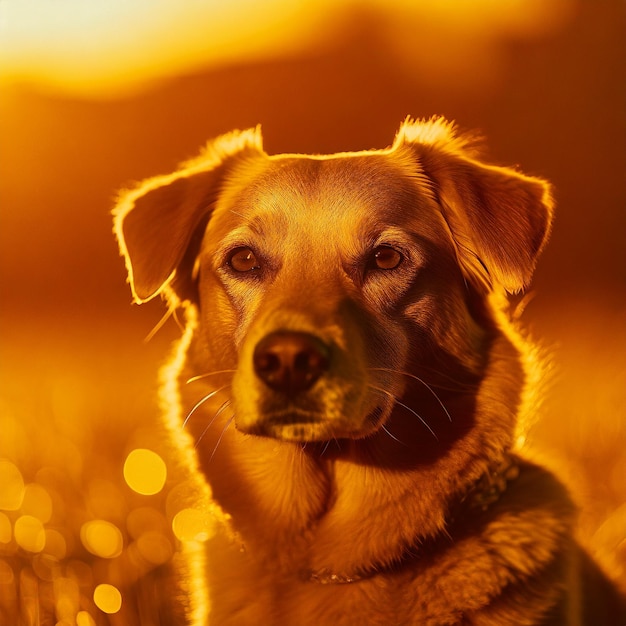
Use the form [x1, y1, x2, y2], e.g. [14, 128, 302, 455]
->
[114, 117, 625, 625]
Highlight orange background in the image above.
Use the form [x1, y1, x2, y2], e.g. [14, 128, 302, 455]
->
[1, 0, 624, 622]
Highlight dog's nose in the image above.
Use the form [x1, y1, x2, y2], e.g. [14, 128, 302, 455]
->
[253, 331, 330, 395]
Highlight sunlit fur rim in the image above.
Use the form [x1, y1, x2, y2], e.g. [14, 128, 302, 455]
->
[112, 126, 264, 304]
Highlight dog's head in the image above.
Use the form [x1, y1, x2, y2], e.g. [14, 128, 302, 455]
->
[114, 117, 553, 446]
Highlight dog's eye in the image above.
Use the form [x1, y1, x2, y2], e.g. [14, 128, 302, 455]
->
[371, 246, 403, 270]
[227, 247, 260, 272]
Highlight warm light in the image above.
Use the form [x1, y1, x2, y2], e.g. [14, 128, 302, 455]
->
[127, 507, 172, 564]
[77, 611, 97, 626]
[14, 515, 46, 553]
[21, 483, 53, 524]
[172, 507, 212, 542]
[93, 583, 122, 614]
[0, 0, 333, 97]
[389, 0, 574, 35]
[80, 520, 123, 559]
[86, 479, 126, 521]
[0, 559, 15, 585]
[44, 528, 67, 560]
[0, 513, 11, 544]
[127, 506, 167, 539]
[136, 531, 173, 565]
[123, 449, 167, 496]
[0, 0, 576, 97]
[54, 576, 80, 621]
[0, 459, 25, 510]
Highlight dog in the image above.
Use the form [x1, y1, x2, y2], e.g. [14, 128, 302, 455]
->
[114, 117, 625, 625]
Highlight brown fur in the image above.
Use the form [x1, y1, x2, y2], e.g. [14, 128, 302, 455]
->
[114, 117, 625, 625]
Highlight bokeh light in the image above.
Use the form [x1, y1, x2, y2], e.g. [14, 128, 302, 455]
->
[80, 520, 123, 559]
[0, 459, 25, 511]
[21, 483, 53, 524]
[86, 478, 126, 521]
[54, 576, 80, 621]
[76, 610, 97, 626]
[14, 515, 46, 553]
[172, 507, 213, 543]
[43, 528, 67, 560]
[136, 531, 173, 565]
[0, 513, 12, 544]
[93, 583, 122, 614]
[126, 506, 167, 539]
[0, 559, 15, 584]
[123, 449, 167, 496]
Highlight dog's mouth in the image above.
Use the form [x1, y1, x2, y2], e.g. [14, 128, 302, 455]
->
[242, 410, 336, 443]
[240, 405, 387, 443]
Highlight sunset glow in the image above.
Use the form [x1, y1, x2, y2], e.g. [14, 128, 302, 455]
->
[0, 0, 576, 96]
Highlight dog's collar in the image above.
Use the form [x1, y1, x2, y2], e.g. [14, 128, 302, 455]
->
[457, 451, 520, 513]
[306, 452, 520, 585]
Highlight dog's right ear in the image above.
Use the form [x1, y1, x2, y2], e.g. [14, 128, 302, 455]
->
[113, 127, 264, 303]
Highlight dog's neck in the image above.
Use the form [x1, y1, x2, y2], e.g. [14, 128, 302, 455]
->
[306, 451, 520, 584]
[201, 441, 521, 585]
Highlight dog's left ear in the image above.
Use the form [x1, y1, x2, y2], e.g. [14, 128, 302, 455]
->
[113, 127, 264, 303]
[396, 118, 554, 293]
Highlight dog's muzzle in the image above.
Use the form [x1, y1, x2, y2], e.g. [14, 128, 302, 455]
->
[233, 327, 382, 442]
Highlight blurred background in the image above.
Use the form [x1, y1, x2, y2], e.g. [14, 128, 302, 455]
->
[1, 0, 624, 623]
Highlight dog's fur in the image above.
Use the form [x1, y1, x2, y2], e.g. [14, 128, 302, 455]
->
[114, 117, 625, 625]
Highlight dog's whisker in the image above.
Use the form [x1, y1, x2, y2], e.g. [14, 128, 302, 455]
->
[369, 367, 453, 422]
[195, 400, 232, 449]
[183, 386, 231, 428]
[208, 415, 235, 462]
[393, 400, 438, 441]
[186, 370, 237, 384]
[369, 365, 475, 392]
[369, 384, 438, 441]
[381, 424, 409, 447]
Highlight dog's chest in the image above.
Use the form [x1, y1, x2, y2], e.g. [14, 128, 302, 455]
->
[204, 520, 478, 626]
[205, 547, 434, 626]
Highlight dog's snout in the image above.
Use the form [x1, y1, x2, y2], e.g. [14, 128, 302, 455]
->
[253, 331, 329, 395]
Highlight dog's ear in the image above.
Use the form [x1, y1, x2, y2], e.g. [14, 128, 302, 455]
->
[113, 127, 264, 303]
[395, 117, 554, 293]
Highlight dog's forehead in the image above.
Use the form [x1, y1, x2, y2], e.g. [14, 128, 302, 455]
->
[214, 152, 433, 235]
